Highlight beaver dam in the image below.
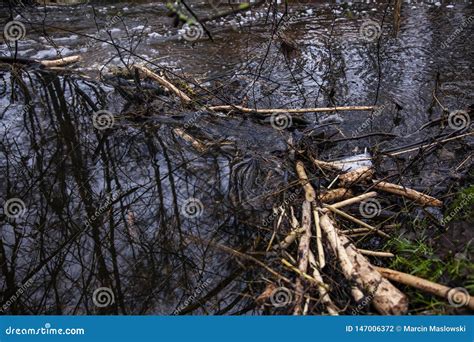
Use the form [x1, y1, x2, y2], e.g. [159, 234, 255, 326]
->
[0, 0, 473, 315]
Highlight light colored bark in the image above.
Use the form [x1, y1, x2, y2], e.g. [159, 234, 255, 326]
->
[40, 55, 81, 67]
[208, 105, 376, 114]
[319, 213, 365, 302]
[373, 180, 443, 207]
[319, 188, 353, 203]
[375, 267, 474, 310]
[342, 235, 408, 315]
[134, 65, 192, 104]
[339, 167, 374, 187]
[295, 161, 316, 202]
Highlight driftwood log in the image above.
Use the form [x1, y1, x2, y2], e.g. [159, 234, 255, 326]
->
[320, 214, 408, 314]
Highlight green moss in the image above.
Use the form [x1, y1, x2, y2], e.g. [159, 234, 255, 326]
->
[387, 237, 443, 281]
[385, 231, 473, 313]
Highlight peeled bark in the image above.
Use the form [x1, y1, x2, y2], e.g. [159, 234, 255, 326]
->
[319, 188, 353, 203]
[293, 200, 312, 315]
[341, 235, 408, 315]
[319, 213, 364, 302]
[375, 267, 474, 311]
[373, 180, 443, 207]
[320, 214, 408, 315]
[295, 161, 316, 202]
[339, 167, 374, 187]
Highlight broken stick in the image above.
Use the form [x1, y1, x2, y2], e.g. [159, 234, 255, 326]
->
[208, 105, 377, 114]
[375, 267, 474, 310]
[134, 65, 192, 104]
[373, 180, 443, 207]
[295, 161, 316, 202]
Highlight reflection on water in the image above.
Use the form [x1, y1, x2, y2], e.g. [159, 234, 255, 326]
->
[0, 1, 472, 314]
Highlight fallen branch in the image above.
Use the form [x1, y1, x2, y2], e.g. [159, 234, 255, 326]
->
[375, 267, 474, 310]
[319, 213, 365, 302]
[328, 192, 378, 209]
[323, 205, 390, 238]
[339, 167, 374, 187]
[308, 250, 339, 315]
[373, 180, 443, 207]
[0, 55, 81, 67]
[357, 249, 394, 258]
[312, 204, 325, 269]
[208, 105, 377, 115]
[311, 157, 344, 171]
[293, 200, 312, 315]
[134, 65, 192, 104]
[40, 55, 81, 67]
[273, 227, 306, 250]
[319, 188, 353, 203]
[173, 128, 207, 153]
[341, 234, 408, 315]
[295, 161, 316, 202]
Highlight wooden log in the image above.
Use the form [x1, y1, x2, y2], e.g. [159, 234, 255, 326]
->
[373, 180, 443, 207]
[295, 161, 316, 202]
[312, 204, 325, 269]
[341, 235, 408, 315]
[0, 55, 81, 67]
[319, 188, 353, 203]
[319, 213, 365, 302]
[40, 55, 81, 67]
[308, 250, 339, 315]
[293, 200, 312, 315]
[208, 105, 377, 115]
[311, 157, 344, 171]
[339, 167, 374, 187]
[375, 267, 474, 310]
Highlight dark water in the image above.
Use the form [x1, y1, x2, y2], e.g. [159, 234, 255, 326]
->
[0, 0, 472, 314]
